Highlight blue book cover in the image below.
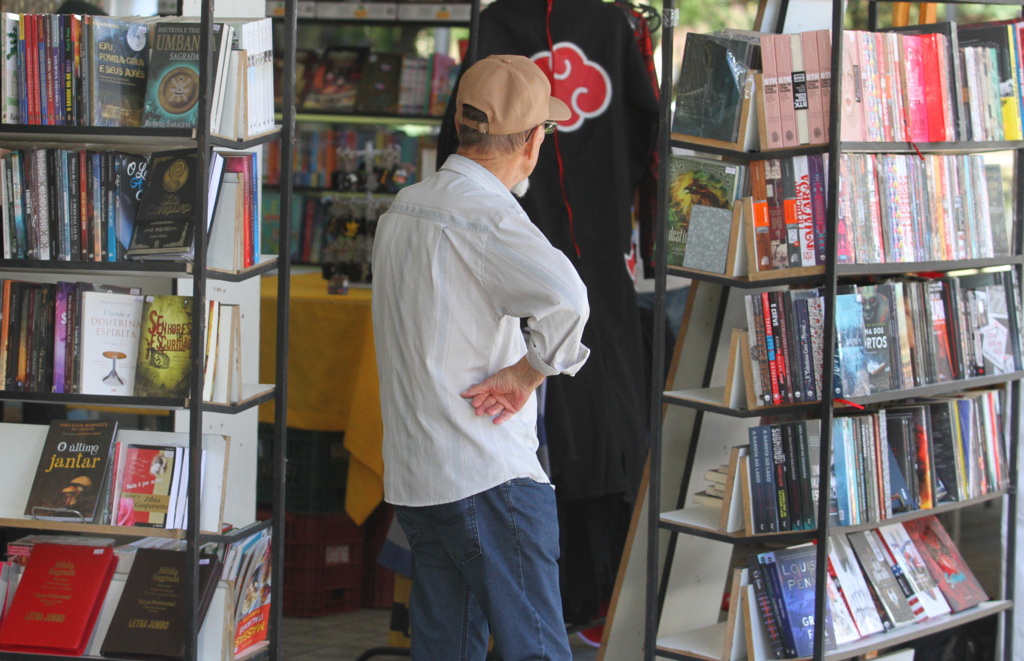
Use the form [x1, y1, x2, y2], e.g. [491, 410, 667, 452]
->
[836, 292, 870, 397]
[770, 545, 836, 657]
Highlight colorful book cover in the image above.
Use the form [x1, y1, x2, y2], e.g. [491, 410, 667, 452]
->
[142, 22, 223, 128]
[764, 545, 836, 657]
[118, 444, 178, 528]
[876, 523, 952, 619]
[859, 284, 894, 394]
[78, 290, 144, 396]
[824, 560, 862, 645]
[126, 149, 199, 259]
[233, 528, 273, 658]
[302, 46, 367, 112]
[835, 291, 870, 397]
[903, 515, 989, 612]
[133, 294, 193, 399]
[115, 152, 147, 260]
[0, 543, 116, 655]
[665, 154, 741, 267]
[23, 419, 118, 523]
[88, 17, 148, 127]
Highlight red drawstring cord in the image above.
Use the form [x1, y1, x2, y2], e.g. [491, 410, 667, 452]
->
[545, 0, 580, 259]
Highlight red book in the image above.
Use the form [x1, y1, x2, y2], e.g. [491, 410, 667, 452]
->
[26, 15, 39, 125]
[903, 516, 988, 612]
[922, 34, 948, 142]
[0, 543, 116, 655]
[223, 155, 255, 268]
[899, 34, 930, 143]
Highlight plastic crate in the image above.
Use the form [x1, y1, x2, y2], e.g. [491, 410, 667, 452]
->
[282, 584, 361, 617]
[257, 425, 349, 513]
[361, 504, 396, 609]
[285, 561, 363, 591]
[285, 511, 361, 546]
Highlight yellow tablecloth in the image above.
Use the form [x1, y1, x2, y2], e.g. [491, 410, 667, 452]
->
[258, 272, 383, 525]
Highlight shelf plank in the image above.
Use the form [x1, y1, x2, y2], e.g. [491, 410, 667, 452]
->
[841, 139, 1024, 153]
[660, 490, 1007, 543]
[210, 126, 281, 150]
[283, 111, 443, 125]
[656, 621, 729, 661]
[0, 259, 189, 276]
[667, 265, 825, 288]
[0, 124, 194, 146]
[202, 384, 276, 413]
[835, 255, 1024, 276]
[664, 372, 1024, 416]
[206, 255, 280, 282]
[663, 386, 820, 418]
[824, 601, 1011, 661]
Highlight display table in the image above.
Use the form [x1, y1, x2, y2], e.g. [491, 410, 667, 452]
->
[258, 272, 383, 524]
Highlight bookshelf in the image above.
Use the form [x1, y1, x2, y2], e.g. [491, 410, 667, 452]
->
[262, 2, 477, 272]
[0, 1, 295, 660]
[642, 3, 1023, 661]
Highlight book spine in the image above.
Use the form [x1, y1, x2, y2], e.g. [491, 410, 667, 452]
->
[789, 32, 809, 145]
[774, 34, 799, 147]
[770, 424, 791, 531]
[760, 35, 784, 150]
[749, 160, 772, 272]
[749, 293, 772, 406]
[781, 422, 804, 530]
[760, 552, 798, 657]
[816, 29, 832, 136]
[793, 155, 815, 267]
[747, 554, 785, 658]
[781, 157, 801, 269]
[761, 291, 781, 406]
[802, 30, 825, 145]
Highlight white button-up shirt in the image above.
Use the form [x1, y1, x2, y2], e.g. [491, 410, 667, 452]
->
[371, 154, 590, 507]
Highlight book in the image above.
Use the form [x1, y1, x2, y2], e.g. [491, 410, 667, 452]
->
[142, 21, 228, 129]
[845, 530, 916, 628]
[680, 204, 735, 274]
[902, 515, 989, 612]
[302, 46, 367, 112]
[118, 444, 180, 528]
[672, 32, 759, 143]
[232, 528, 273, 659]
[133, 294, 193, 399]
[665, 154, 743, 267]
[827, 534, 886, 636]
[766, 544, 836, 657]
[87, 17, 149, 127]
[115, 152, 147, 260]
[0, 543, 116, 655]
[100, 548, 222, 660]
[78, 289, 145, 396]
[23, 419, 118, 524]
[126, 149, 200, 259]
[354, 52, 402, 114]
[835, 290, 871, 397]
[875, 523, 952, 620]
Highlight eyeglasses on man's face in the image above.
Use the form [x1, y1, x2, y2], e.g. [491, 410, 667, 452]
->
[543, 120, 558, 134]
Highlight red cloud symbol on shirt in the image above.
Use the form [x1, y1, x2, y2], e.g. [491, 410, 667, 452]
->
[531, 43, 612, 133]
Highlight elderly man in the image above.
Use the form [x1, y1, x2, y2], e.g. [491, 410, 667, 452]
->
[371, 55, 590, 660]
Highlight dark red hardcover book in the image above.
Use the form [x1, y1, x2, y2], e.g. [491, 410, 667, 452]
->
[0, 542, 116, 655]
[903, 515, 988, 612]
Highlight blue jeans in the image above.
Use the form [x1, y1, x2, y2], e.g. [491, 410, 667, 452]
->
[395, 478, 572, 661]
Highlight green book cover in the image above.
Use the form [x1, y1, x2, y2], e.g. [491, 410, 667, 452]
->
[143, 22, 222, 128]
[134, 294, 193, 399]
[88, 17, 148, 127]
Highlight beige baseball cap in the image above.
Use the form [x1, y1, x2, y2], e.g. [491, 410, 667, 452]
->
[455, 54, 571, 135]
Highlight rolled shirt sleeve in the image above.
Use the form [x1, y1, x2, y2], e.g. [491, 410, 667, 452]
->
[483, 210, 591, 377]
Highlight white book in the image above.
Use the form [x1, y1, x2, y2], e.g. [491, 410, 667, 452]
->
[828, 534, 886, 637]
[78, 291, 145, 396]
[0, 156, 9, 259]
[789, 32, 810, 145]
[212, 50, 247, 140]
[165, 446, 185, 529]
[208, 171, 242, 270]
[202, 299, 221, 402]
[212, 303, 241, 404]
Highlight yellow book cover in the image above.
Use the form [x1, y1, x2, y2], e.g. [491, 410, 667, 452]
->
[134, 295, 192, 398]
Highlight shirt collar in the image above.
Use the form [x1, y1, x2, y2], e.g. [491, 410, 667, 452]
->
[439, 154, 517, 203]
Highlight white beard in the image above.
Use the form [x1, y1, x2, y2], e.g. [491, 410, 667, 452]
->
[511, 178, 530, 198]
